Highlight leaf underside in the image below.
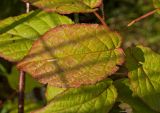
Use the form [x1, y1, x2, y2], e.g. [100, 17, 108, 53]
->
[17, 24, 124, 88]
[126, 45, 160, 112]
[32, 79, 117, 113]
[0, 10, 73, 62]
[23, 0, 102, 14]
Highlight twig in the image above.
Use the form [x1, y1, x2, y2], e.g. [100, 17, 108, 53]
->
[93, 11, 110, 30]
[26, 2, 30, 13]
[128, 8, 160, 27]
[18, 2, 29, 113]
[18, 71, 25, 113]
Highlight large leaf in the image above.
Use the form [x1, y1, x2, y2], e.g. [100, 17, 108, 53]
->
[32, 79, 117, 113]
[114, 79, 157, 113]
[125, 45, 160, 112]
[17, 24, 124, 88]
[23, 0, 102, 14]
[0, 10, 73, 62]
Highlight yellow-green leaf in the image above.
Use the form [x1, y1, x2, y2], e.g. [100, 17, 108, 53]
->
[32, 79, 117, 113]
[0, 10, 73, 62]
[126, 45, 160, 112]
[23, 0, 102, 14]
[17, 24, 124, 88]
[45, 86, 66, 102]
[114, 79, 158, 113]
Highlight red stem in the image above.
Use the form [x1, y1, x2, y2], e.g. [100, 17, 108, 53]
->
[93, 11, 110, 30]
[18, 71, 25, 113]
[128, 8, 160, 26]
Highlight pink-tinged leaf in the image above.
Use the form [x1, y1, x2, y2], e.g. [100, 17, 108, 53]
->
[23, 0, 102, 14]
[17, 24, 124, 88]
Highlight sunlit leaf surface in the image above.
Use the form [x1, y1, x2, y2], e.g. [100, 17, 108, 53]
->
[33, 79, 117, 113]
[23, 0, 102, 14]
[17, 24, 124, 88]
[0, 10, 73, 62]
[126, 45, 160, 112]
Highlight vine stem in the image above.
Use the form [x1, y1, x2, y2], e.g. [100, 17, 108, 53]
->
[128, 8, 160, 27]
[18, 2, 29, 113]
[93, 11, 110, 30]
[18, 71, 25, 113]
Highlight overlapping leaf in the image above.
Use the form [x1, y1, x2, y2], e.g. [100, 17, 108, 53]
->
[0, 10, 73, 62]
[17, 24, 124, 88]
[126, 45, 160, 112]
[32, 79, 117, 113]
[23, 0, 102, 14]
[45, 86, 66, 102]
[114, 79, 157, 113]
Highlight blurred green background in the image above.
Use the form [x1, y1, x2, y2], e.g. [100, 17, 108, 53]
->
[0, 0, 160, 112]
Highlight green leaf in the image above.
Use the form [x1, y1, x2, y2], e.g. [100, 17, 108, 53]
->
[17, 24, 124, 88]
[1, 99, 43, 113]
[0, 10, 73, 62]
[0, 63, 7, 75]
[7, 67, 42, 93]
[114, 79, 157, 113]
[125, 45, 160, 112]
[23, 0, 102, 14]
[45, 86, 66, 102]
[32, 79, 117, 113]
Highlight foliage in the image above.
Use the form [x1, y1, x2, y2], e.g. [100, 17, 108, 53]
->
[17, 24, 124, 87]
[0, 0, 160, 113]
[33, 79, 117, 113]
[24, 0, 102, 14]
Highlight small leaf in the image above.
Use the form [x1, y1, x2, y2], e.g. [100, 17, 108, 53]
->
[23, 0, 102, 14]
[32, 79, 117, 113]
[114, 79, 157, 113]
[125, 45, 160, 112]
[0, 10, 73, 62]
[17, 24, 124, 88]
